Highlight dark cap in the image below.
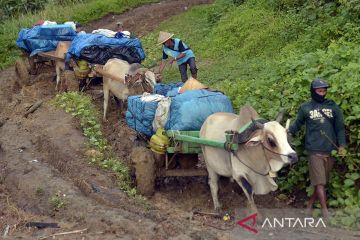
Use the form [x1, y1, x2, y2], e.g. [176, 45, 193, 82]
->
[311, 79, 329, 89]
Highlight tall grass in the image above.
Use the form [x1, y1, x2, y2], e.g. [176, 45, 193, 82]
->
[140, 0, 360, 229]
[141, 0, 298, 86]
[0, 0, 158, 69]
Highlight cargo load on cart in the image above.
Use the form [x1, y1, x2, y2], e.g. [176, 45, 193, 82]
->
[16, 24, 77, 56]
[126, 80, 234, 136]
[66, 33, 145, 65]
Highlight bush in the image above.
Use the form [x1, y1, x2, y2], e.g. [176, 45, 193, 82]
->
[0, 0, 46, 19]
[142, 0, 360, 229]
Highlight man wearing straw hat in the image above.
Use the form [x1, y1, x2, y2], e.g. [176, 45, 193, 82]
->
[157, 31, 197, 82]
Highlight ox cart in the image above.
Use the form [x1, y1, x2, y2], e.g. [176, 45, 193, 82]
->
[133, 109, 290, 197]
[15, 47, 99, 91]
[133, 126, 246, 196]
[15, 25, 146, 91]
[15, 50, 60, 86]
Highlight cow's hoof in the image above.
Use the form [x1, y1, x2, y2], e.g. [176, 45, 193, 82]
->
[214, 207, 223, 215]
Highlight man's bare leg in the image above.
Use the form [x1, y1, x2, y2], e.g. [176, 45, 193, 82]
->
[316, 184, 329, 218]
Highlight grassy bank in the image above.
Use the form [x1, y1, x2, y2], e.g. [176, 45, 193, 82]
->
[54, 92, 136, 197]
[0, 0, 158, 69]
[141, 0, 360, 229]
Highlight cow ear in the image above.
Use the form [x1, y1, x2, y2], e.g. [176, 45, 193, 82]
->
[245, 135, 262, 147]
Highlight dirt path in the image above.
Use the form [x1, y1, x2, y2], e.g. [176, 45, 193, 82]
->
[84, 0, 212, 36]
[1, 0, 359, 239]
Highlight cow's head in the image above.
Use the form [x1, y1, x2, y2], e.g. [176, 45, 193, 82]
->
[245, 120, 297, 173]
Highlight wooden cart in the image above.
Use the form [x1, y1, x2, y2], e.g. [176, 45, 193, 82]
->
[15, 41, 96, 91]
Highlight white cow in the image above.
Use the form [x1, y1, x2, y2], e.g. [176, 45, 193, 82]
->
[55, 61, 65, 91]
[54, 41, 71, 91]
[200, 105, 297, 214]
[102, 59, 156, 121]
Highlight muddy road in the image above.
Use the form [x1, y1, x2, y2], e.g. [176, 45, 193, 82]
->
[0, 0, 359, 239]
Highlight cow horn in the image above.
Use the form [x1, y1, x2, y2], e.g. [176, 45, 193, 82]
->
[285, 119, 291, 130]
[252, 118, 264, 129]
[275, 109, 287, 123]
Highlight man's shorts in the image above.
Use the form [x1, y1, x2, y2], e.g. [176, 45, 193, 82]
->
[309, 153, 335, 186]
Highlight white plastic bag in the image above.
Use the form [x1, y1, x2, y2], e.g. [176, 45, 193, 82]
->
[152, 97, 171, 131]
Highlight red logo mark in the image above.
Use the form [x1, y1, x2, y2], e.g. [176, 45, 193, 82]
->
[237, 213, 258, 233]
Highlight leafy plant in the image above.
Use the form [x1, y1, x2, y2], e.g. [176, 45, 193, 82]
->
[54, 92, 141, 199]
[49, 191, 66, 210]
[35, 187, 44, 196]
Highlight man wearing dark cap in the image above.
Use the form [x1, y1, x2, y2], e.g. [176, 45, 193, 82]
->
[289, 79, 346, 218]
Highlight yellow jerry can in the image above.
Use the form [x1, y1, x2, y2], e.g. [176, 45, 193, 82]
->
[149, 128, 169, 154]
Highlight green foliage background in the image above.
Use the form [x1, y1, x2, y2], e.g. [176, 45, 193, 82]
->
[142, 0, 360, 229]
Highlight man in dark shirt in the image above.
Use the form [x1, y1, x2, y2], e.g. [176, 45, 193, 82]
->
[157, 31, 197, 82]
[289, 79, 346, 218]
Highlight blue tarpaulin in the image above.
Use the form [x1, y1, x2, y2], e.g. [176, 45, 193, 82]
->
[66, 34, 145, 64]
[16, 25, 77, 56]
[165, 90, 234, 131]
[126, 95, 159, 136]
[126, 87, 234, 135]
[154, 82, 184, 96]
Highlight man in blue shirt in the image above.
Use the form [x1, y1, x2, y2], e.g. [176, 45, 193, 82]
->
[157, 31, 197, 82]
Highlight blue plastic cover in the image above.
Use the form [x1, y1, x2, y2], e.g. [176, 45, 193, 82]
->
[165, 90, 234, 131]
[166, 87, 181, 97]
[154, 82, 184, 96]
[126, 95, 159, 136]
[16, 25, 77, 56]
[66, 34, 145, 63]
[126, 89, 234, 135]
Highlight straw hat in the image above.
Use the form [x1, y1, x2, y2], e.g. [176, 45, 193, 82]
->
[179, 78, 208, 93]
[158, 31, 174, 45]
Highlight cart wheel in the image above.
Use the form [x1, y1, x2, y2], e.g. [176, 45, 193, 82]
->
[15, 58, 29, 86]
[28, 57, 37, 75]
[131, 146, 155, 196]
[63, 70, 78, 92]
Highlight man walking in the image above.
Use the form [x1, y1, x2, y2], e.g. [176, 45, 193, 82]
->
[289, 79, 346, 218]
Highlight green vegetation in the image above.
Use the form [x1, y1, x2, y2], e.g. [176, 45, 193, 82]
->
[35, 186, 44, 196]
[0, 0, 158, 69]
[49, 191, 66, 210]
[141, 0, 360, 229]
[54, 92, 139, 198]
